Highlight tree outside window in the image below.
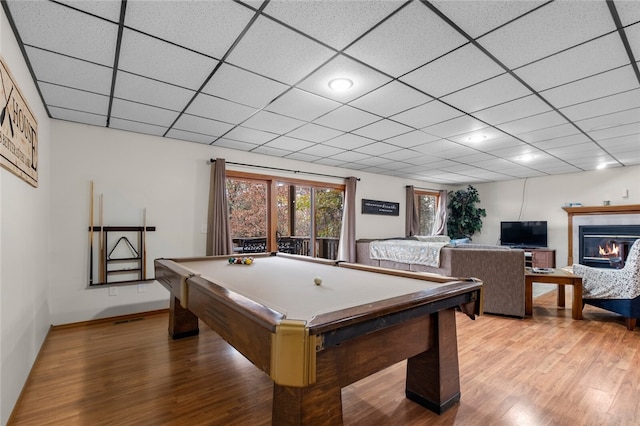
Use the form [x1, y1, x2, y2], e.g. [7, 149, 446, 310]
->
[225, 173, 344, 259]
[415, 191, 440, 235]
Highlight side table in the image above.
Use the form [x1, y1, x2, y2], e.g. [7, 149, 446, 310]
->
[524, 268, 583, 320]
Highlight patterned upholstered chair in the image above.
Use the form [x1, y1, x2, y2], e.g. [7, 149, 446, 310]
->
[573, 239, 640, 330]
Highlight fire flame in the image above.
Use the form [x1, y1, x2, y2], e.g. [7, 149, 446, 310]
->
[599, 243, 619, 257]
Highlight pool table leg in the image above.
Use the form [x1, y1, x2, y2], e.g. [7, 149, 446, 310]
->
[168, 296, 199, 339]
[272, 348, 343, 425]
[405, 309, 461, 414]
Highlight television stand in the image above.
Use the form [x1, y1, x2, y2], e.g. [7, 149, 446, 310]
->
[524, 248, 556, 268]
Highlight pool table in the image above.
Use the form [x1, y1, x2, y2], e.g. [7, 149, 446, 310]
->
[155, 253, 482, 425]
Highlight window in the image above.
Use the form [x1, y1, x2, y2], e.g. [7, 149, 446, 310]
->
[226, 171, 344, 259]
[415, 190, 441, 235]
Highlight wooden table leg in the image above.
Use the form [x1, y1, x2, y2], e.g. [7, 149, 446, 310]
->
[272, 348, 343, 425]
[405, 309, 460, 414]
[572, 280, 583, 320]
[557, 285, 566, 307]
[525, 277, 533, 316]
[168, 296, 199, 339]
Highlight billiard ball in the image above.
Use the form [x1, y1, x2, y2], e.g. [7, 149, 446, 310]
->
[314, 277, 322, 286]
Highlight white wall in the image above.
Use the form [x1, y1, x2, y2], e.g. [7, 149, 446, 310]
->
[473, 166, 640, 266]
[1, 10, 52, 425]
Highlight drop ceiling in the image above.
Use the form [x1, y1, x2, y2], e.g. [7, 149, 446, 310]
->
[2, 0, 639, 184]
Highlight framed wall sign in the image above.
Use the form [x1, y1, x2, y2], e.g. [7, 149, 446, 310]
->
[362, 199, 399, 216]
[1, 57, 38, 187]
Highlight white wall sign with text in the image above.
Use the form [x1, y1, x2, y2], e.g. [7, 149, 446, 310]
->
[1, 56, 38, 187]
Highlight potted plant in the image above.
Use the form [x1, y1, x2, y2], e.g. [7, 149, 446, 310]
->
[447, 185, 486, 240]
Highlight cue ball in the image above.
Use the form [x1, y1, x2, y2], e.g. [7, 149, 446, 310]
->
[314, 277, 323, 286]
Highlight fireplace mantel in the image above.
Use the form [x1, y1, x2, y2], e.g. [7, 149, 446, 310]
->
[563, 204, 640, 264]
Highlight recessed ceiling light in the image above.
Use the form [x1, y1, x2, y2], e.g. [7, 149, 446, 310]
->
[516, 154, 535, 162]
[328, 78, 353, 92]
[597, 163, 607, 170]
[466, 135, 486, 143]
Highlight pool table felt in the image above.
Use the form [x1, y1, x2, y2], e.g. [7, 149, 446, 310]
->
[174, 255, 464, 322]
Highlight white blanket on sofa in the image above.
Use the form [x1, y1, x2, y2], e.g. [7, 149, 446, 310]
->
[369, 239, 450, 267]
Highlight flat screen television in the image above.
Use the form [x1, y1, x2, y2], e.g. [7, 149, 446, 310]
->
[500, 221, 548, 248]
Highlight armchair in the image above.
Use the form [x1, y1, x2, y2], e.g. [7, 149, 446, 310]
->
[573, 239, 640, 330]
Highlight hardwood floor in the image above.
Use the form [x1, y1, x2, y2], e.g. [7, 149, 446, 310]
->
[10, 288, 640, 426]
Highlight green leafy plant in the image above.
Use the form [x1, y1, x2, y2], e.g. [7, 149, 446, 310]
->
[447, 185, 486, 240]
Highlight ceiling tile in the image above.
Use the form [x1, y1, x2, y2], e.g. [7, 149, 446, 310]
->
[226, 16, 336, 85]
[109, 117, 166, 137]
[111, 99, 180, 127]
[400, 44, 505, 98]
[114, 72, 195, 111]
[514, 33, 629, 92]
[472, 95, 552, 125]
[165, 129, 215, 145]
[430, 0, 547, 38]
[479, 0, 615, 69]
[58, 0, 122, 21]
[251, 145, 293, 157]
[24, 47, 113, 95]
[242, 111, 306, 134]
[540, 65, 639, 108]
[516, 123, 580, 144]
[7, 1, 118, 65]
[441, 73, 532, 113]
[327, 151, 370, 163]
[588, 121, 640, 141]
[221, 126, 277, 145]
[286, 123, 344, 143]
[497, 111, 570, 136]
[412, 139, 469, 156]
[263, 0, 402, 50]
[560, 89, 640, 122]
[118, 29, 218, 90]
[354, 141, 400, 156]
[186, 93, 258, 125]
[423, 116, 488, 138]
[296, 54, 392, 103]
[48, 106, 107, 127]
[214, 138, 260, 151]
[284, 152, 323, 163]
[172, 113, 235, 137]
[324, 133, 375, 150]
[313, 105, 379, 132]
[384, 130, 440, 149]
[298, 143, 346, 158]
[265, 88, 340, 121]
[578, 108, 640, 134]
[39, 82, 109, 115]
[202, 64, 289, 109]
[124, 0, 254, 59]
[380, 148, 425, 162]
[616, 3, 640, 27]
[391, 100, 463, 129]
[344, 1, 467, 77]
[352, 119, 413, 140]
[314, 157, 348, 167]
[349, 81, 431, 117]
[529, 133, 590, 150]
[262, 136, 315, 152]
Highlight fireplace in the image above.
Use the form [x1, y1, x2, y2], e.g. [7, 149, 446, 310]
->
[579, 225, 640, 268]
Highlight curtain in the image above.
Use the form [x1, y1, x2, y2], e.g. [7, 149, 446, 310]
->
[337, 176, 357, 262]
[432, 190, 448, 236]
[405, 185, 419, 237]
[206, 158, 233, 256]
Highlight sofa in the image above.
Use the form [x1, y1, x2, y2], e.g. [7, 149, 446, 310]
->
[356, 238, 526, 317]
